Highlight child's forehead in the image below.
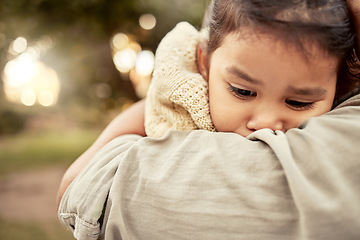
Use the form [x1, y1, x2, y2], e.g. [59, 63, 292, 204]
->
[210, 31, 340, 79]
[221, 29, 339, 63]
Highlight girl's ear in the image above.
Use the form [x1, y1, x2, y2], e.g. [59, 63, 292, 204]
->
[197, 40, 209, 81]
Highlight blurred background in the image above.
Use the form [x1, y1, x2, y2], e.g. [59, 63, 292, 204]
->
[0, 0, 209, 239]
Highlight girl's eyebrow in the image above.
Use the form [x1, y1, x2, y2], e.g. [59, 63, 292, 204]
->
[226, 66, 263, 84]
[227, 66, 328, 96]
[286, 86, 327, 96]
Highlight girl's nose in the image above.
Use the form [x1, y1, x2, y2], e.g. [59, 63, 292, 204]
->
[246, 111, 284, 132]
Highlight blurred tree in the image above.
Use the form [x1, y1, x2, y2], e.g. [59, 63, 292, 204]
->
[0, 109, 27, 134]
[0, 0, 210, 129]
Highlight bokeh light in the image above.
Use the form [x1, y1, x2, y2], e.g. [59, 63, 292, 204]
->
[110, 31, 155, 98]
[129, 69, 151, 99]
[21, 89, 36, 106]
[128, 42, 142, 53]
[11, 37, 28, 54]
[109, 29, 155, 99]
[111, 33, 129, 50]
[139, 14, 157, 30]
[2, 49, 60, 107]
[135, 50, 155, 76]
[38, 90, 56, 107]
[4, 53, 36, 87]
[113, 48, 137, 73]
[95, 83, 112, 99]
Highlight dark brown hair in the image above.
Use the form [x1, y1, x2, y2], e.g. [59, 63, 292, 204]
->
[202, 0, 360, 104]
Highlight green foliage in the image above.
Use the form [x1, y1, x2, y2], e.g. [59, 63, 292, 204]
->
[0, 218, 73, 240]
[0, 128, 99, 176]
[0, 109, 27, 135]
[0, 0, 209, 126]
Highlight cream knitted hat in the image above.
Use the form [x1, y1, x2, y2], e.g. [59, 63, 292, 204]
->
[145, 22, 216, 138]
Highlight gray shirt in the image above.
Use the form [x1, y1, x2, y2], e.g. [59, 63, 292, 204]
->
[59, 94, 360, 240]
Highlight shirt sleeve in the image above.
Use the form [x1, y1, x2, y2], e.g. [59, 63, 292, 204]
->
[58, 94, 360, 240]
[57, 134, 142, 240]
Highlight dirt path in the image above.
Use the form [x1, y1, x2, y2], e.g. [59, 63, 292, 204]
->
[0, 166, 67, 221]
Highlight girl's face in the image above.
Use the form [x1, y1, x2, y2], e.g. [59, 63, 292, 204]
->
[202, 33, 338, 137]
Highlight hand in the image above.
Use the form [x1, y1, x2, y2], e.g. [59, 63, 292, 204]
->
[347, 0, 360, 58]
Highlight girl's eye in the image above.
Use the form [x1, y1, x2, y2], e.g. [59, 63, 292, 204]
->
[228, 85, 257, 99]
[285, 99, 314, 110]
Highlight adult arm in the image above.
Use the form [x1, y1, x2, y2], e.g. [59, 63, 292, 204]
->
[56, 99, 145, 208]
[58, 94, 360, 240]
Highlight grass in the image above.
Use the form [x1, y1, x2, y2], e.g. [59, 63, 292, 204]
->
[0, 128, 100, 176]
[0, 218, 74, 240]
[0, 128, 100, 239]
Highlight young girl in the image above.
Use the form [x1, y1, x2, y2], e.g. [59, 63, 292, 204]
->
[145, 0, 360, 138]
[57, 0, 360, 206]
